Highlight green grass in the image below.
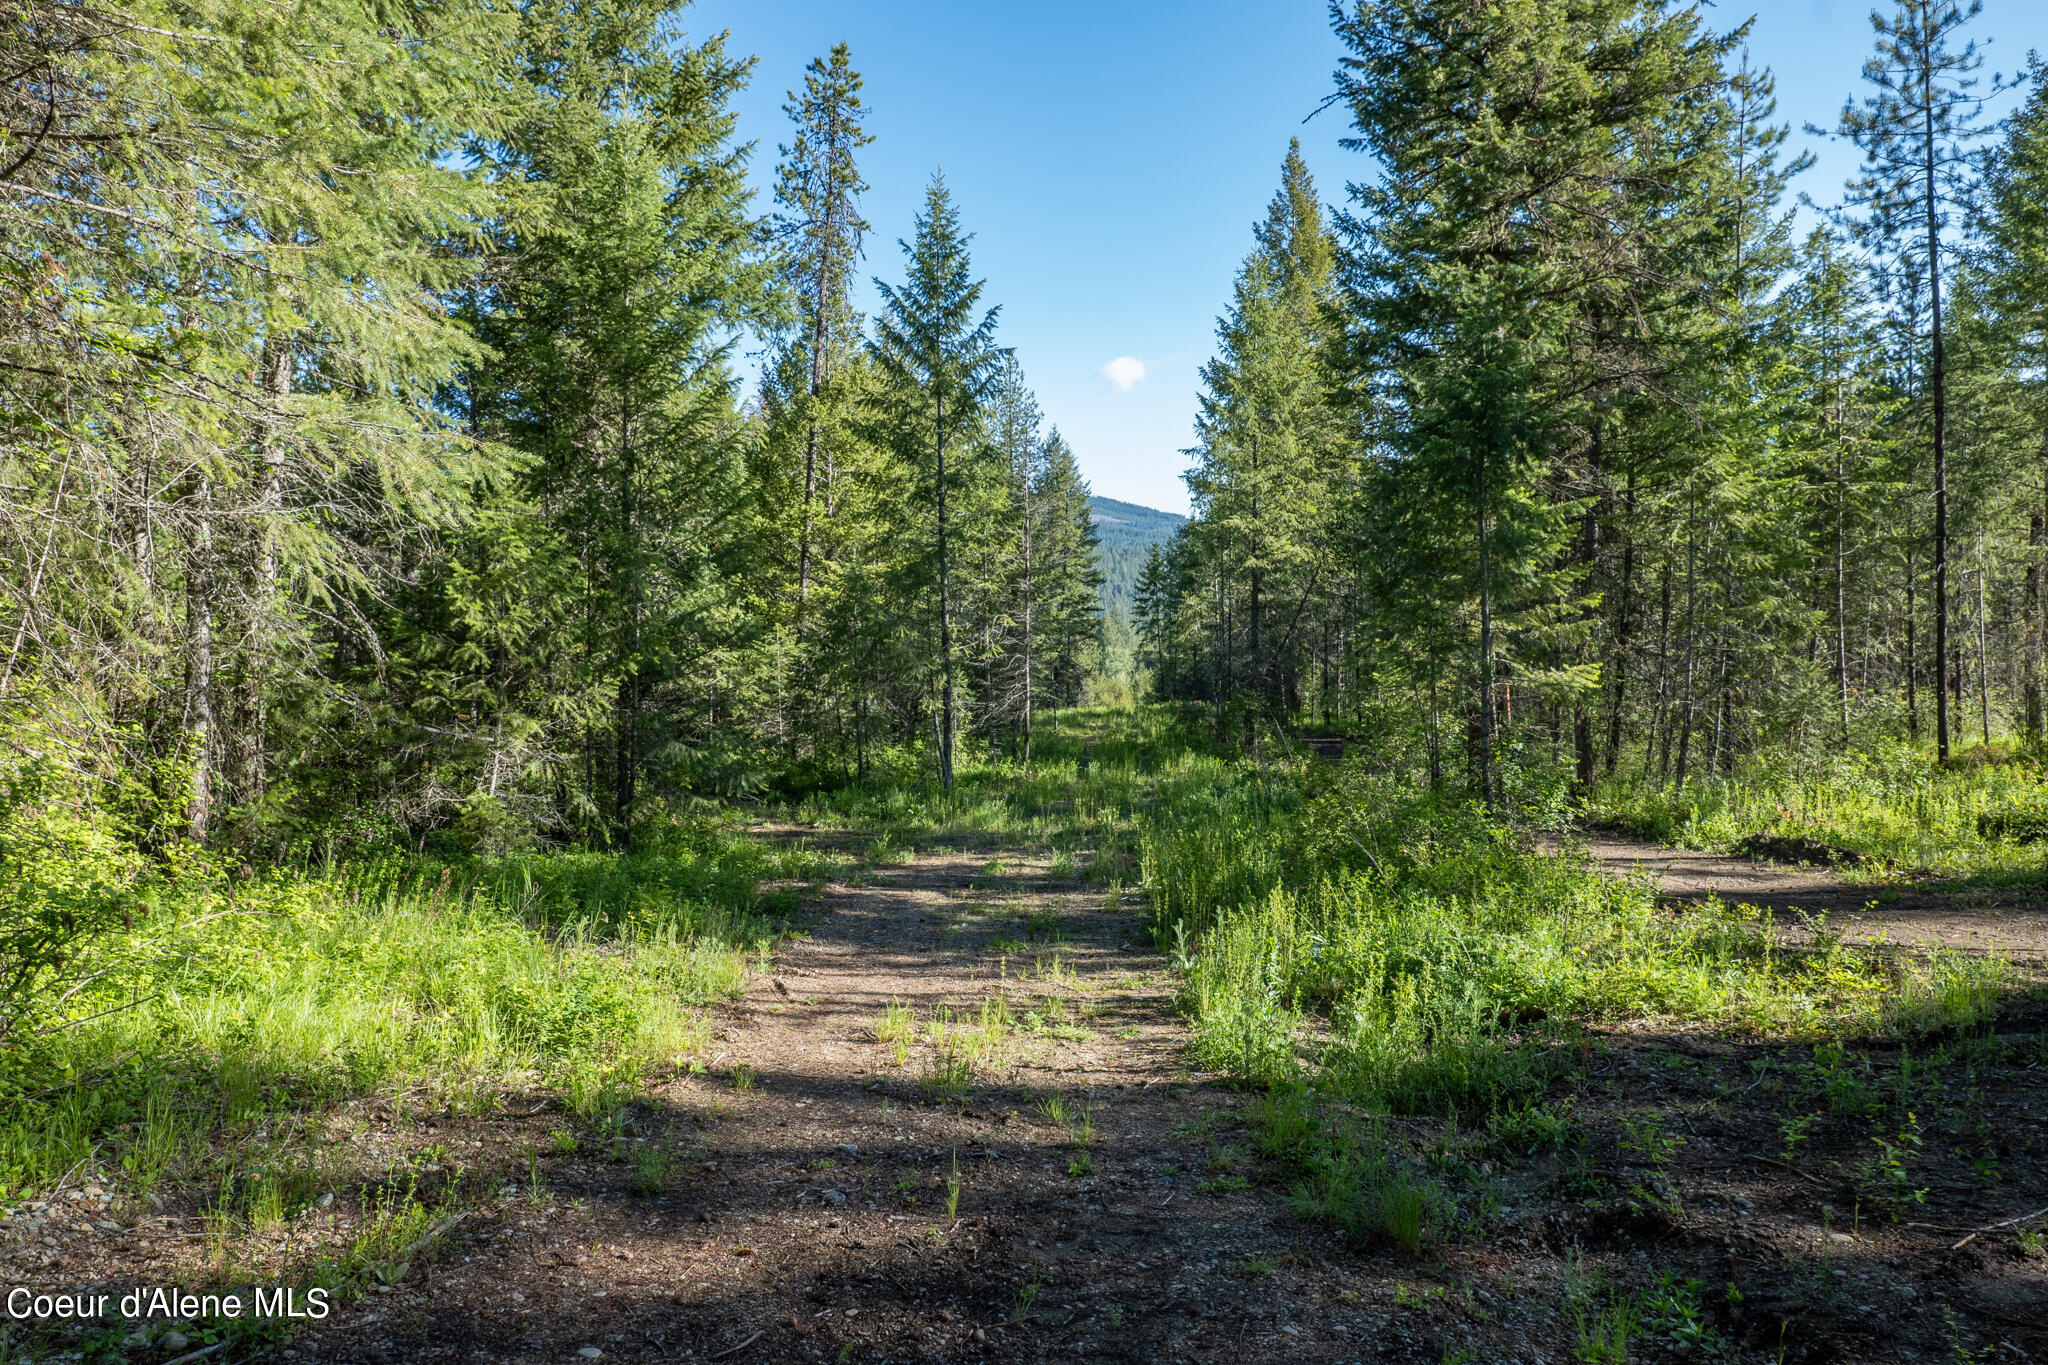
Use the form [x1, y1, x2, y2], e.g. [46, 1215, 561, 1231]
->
[1142, 757, 2009, 1121]
[781, 708, 2019, 1244]
[16, 701, 2026, 1306]
[0, 819, 820, 1206]
[1588, 737, 2048, 880]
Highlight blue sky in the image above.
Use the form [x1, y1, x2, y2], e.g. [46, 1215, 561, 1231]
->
[685, 0, 2048, 516]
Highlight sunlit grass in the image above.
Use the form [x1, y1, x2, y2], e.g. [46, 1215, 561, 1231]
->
[1141, 748, 2013, 1118]
[1588, 738, 2048, 880]
[0, 825, 799, 1202]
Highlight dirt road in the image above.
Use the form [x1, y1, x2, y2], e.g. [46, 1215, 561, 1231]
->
[287, 846, 1483, 1363]
[37, 837, 2048, 1362]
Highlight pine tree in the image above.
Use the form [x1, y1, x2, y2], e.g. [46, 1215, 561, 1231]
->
[1823, 0, 2002, 760]
[1777, 228, 1896, 741]
[1978, 56, 2048, 738]
[1030, 428, 1104, 723]
[1331, 0, 1737, 802]
[985, 359, 1044, 756]
[467, 0, 771, 846]
[773, 44, 872, 611]
[0, 0, 515, 838]
[871, 174, 1004, 790]
[1178, 143, 1338, 742]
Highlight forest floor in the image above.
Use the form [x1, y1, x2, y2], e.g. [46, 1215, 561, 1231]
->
[1576, 832, 2048, 964]
[16, 825, 2048, 1364]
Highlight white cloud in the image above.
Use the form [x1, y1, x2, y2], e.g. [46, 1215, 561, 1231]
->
[1098, 355, 1146, 392]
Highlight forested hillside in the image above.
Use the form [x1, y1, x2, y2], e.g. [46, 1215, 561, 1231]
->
[1088, 494, 1185, 621]
[6, 2, 2048, 1361]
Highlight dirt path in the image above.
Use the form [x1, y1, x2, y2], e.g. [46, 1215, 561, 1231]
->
[1574, 832, 2048, 964]
[286, 844, 1464, 1364]
[26, 837, 2048, 1362]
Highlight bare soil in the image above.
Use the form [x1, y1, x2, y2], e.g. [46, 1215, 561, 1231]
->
[10, 837, 2048, 1364]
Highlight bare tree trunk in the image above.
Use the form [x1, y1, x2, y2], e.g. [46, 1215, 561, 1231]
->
[1673, 505, 1700, 789]
[1979, 563, 1990, 745]
[615, 390, 638, 850]
[1654, 559, 1673, 783]
[226, 334, 291, 807]
[936, 393, 955, 790]
[2029, 483, 2045, 740]
[182, 483, 215, 841]
[1204, 564, 1220, 736]
[1475, 444, 1495, 808]
[1426, 662, 1443, 789]
[1906, 542, 1920, 741]
[1924, 91, 1951, 762]
[1575, 426, 1601, 790]
[1604, 472, 1637, 775]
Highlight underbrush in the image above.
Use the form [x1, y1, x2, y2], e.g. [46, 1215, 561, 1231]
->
[1152, 762, 2008, 1111]
[790, 705, 1224, 882]
[1139, 750, 2014, 1260]
[1587, 738, 2048, 879]
[0, 811, 832, 1206]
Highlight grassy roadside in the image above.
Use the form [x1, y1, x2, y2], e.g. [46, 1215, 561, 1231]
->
[1114, 718, 2037, 1274]
[0, 796, 841, 1346]
[1585, 739, 2048, 882]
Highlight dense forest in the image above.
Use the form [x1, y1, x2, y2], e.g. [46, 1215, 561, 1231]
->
[2, 1, 1103, 866]
[7, 2, 2048, 1361]
[1142, 1, 2048, 807]
[1089, 495, 1185, 621]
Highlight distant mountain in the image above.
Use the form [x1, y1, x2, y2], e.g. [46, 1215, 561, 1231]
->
[1088, 495, 1185, 620]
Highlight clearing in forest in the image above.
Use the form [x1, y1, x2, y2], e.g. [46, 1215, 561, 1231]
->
[10, 720, 2048, 1364]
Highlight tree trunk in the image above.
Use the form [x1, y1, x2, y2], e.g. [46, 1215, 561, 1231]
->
[1906, 542, 1920, 741]
[1020, 466, 1034, 767]
[936, 392, 956, 790]
[1213, 569, 1226, 739]
[1673, 504, 1700, 789]
[1979, 565, 1990, 746]
[615, 392, 639, 850]
[1835, 429, 1851, 743]
[797, 245, 832, 608]
[1241, 427, 1263, 748]
[1924, 91, 1950, 762]
[182, 484, 215, 841]
[1475, 442, 1495, 808]
[2028, 484, 2045, 740]
[226, 334, 291, 807]
[1604, 472, 1637, 775]
[1575, 421, 1601, 790]
[1654, 558, 1672, 783]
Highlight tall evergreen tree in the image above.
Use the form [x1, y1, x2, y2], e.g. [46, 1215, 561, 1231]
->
[772, 43, 872, 610]
[466, 0, 771, 846]
[1978, 55, 2048, 739]
[0, 0, 515, 838]
[1183, 144, 1338, 742]
[1030, 428, 1105, 723]
[1823, 0, 2002, 760]
[1332, 0, 1739, 803]
[871, 174, 1004, 790]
